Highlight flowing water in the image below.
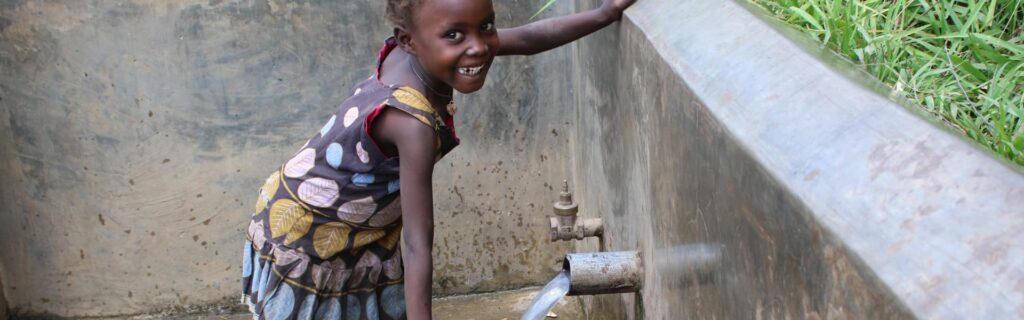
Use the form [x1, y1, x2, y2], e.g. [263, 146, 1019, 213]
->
[521, 270, 571, 320]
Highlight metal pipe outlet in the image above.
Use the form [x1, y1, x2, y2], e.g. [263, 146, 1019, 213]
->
[563, 251, 642, 296]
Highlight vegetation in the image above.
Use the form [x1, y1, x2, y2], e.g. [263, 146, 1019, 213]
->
[747, 0, 1024, 166]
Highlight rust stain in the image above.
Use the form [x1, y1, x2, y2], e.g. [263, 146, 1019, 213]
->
[909, 140, 943, 179]
[868, 139, 947, 181]
[803, 169, 819, 182]
[886, 238, 910, 255]
[916, 205, 938, 218]
[918, 275, 947, 312]
[968, 233, 1012, 266]
[867, 141, 896, 181]
[1007, 188, 1024, 206]
[898, 219, 915, 231]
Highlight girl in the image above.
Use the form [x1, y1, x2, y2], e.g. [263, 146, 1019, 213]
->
[242, 0, 633, 319]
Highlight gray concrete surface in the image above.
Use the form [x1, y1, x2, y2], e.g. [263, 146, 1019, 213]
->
[570, 0, 1024, 319]
[91, 288, 583, 320]
[0, 0, 574, 317]
[4, 0, 1022, 318]
[1, 273, 7, 320]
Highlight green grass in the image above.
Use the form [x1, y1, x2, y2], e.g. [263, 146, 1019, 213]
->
[747, 0, 1024, 167]
[531, 0, 561, 20]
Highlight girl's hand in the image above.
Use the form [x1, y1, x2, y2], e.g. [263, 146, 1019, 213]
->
[497, 0, 634, 56]
[601, 0, 635, 20]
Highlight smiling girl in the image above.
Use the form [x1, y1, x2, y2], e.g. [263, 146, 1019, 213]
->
[242, 0, 633, 319]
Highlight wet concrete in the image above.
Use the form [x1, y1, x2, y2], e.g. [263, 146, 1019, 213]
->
[88, 288, 582, 320]
[432, 288, 583, 320]
[570, 0, 1024, 319]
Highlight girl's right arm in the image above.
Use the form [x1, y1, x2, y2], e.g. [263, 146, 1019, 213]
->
[372, 107, 438, 320]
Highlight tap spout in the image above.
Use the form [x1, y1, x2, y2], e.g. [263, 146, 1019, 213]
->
[563, 251, 642, 296]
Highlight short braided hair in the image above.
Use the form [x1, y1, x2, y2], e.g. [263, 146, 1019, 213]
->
[386, 0, 422, 28]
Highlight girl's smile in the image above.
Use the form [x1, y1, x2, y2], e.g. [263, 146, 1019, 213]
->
[457, 65, 485, 76]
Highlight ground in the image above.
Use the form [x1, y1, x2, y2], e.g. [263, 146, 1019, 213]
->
[93, 288, 583, 320]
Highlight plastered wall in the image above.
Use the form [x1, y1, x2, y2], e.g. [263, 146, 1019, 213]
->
[1, 273, 7, 320]
[0, 0, 574, 317]
[570, 0, 1024, 319]
[6, 0, 1018, 318]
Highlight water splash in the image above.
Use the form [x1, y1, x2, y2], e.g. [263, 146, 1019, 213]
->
[521, 270, 570, 320]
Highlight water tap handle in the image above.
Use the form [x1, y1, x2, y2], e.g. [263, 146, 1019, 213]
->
[553, 180, 578, 216]
[559, 180, 572, 204]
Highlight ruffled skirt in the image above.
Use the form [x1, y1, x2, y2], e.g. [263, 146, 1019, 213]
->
[241, 238, 407, 320]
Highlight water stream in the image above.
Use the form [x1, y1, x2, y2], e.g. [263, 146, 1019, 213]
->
[521, 270, 571, 320]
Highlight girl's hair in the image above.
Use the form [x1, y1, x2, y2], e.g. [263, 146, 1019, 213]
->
[386, 0, 421, 28]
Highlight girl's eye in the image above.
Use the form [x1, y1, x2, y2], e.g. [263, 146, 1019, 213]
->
[482, 22, 495, 31]
[444, 31, 464, 41]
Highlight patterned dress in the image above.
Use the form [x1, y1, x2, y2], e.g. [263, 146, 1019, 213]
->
[242, 38, 459, 320]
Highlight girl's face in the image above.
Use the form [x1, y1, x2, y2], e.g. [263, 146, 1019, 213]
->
[407, 0, 498, 94]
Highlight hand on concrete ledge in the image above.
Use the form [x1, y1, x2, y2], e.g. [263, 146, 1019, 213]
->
[601, 0, 636, 20]
[497, 0, 636, 56]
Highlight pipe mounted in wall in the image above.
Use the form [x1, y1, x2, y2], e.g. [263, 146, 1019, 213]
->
[563, 251, 642, 296]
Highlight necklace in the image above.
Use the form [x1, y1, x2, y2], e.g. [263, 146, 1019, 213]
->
[407, 58, 457, 124]
[408, 58, 453, 99]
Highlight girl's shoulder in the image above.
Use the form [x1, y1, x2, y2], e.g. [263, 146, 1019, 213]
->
[386, 85, 441, 130]
[346, 78, 440, 132]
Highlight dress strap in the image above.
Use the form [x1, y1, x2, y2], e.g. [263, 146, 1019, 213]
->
[362, 86, 447, 153]
[387, 86, 443, 130]
[376, 37, 399, 81]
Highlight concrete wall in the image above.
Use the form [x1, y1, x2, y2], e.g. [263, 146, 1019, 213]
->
[570, 0, 1024, 319]
[6, 0, 1021, 318]
[1, 273, 7, 320]
[0, 0, 572, 317]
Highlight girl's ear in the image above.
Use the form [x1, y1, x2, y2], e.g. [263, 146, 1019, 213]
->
[394, 26, 417, 56]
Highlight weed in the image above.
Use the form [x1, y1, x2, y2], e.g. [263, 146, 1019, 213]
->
[748, 0, 1023, 166]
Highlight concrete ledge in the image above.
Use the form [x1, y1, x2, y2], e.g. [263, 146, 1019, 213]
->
[572, 0, 1024, 318]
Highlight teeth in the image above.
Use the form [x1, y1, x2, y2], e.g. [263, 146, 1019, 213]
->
[458, 65, 484, 76]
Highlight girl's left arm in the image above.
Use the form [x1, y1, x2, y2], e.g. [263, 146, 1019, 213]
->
[372, 108, 438, 320]
[497, 0, 636, 56]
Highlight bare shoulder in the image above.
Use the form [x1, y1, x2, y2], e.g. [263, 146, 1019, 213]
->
[372, 107, 437, 158]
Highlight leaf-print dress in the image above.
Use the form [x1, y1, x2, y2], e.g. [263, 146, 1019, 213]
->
[242, 38, 459, 320]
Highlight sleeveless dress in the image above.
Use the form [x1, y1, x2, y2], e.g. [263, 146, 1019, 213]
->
[242, 37, 460, 320]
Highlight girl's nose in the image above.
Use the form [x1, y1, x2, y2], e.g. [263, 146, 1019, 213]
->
[466, 37, 489, 57]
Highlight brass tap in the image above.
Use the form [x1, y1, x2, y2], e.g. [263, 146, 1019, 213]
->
[549, 180, 603, 242]
[553, 180, 578, 217]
